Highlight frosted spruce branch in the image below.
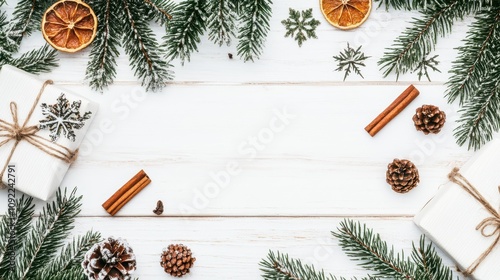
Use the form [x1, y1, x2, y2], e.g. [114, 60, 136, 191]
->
[260, 219, 457, 280]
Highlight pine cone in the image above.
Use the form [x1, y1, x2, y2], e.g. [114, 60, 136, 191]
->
[413, 105, 446, 134]
[82, 237, 136, 280]
[160, 244, 196, 277]
[386, 159, 419, 193]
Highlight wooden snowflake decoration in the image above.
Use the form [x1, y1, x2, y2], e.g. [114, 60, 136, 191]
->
[333, 43, 370, 81]
[281, 8, 321, 47]
[39, 93, 92, 142]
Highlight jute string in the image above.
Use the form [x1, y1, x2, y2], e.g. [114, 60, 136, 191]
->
[0, 80, 78, 189]
[448, 168, 500, 276]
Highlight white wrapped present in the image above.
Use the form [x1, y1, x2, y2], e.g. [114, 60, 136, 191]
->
[0, 65, 98, 200]
[414, 140, 500, 280]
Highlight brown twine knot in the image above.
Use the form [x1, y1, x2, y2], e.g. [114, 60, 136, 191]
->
[448, 167, 500, 276]
[0, 80, 78, 189]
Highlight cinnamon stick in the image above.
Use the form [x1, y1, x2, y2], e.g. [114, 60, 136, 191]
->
[102, 170, 151, 216]
[108, 175, 151, 216]
[102, 169, 146, 210]
[365, 85, 419, 137]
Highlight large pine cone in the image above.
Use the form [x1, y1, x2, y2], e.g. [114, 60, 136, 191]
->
[386, 159, 419, 193]
[160, 244, 196, 277]
[413, 105, 446, 134]
[82, 237, 136, 280]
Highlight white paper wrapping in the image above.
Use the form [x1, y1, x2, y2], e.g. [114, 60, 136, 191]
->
[0, 65, 98, 201]
[414, 140, 500, 280]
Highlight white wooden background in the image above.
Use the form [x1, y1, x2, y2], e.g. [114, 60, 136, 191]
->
[1, 0, 479, 279]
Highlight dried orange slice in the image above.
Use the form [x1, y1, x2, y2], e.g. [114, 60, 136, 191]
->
[320, 0, 372, 30]
[42, 0, 97, 53]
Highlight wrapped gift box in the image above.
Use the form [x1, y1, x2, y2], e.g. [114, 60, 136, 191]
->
[414, 140, 500, 280]
[0, 65, 98, 200]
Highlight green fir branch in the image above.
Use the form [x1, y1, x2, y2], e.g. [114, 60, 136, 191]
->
[411, 236, 456, 279]
[375, 0, 431, 10]
[261, 220, 457, 280]
[34, 231, 101, 280]
[376, 0, 491, 11]
[261, 251, 367, 280]
[281, 8, 321, 47]
[38, 265, 86, 280]
[378, 0, 475, 79]
[8, 0, 52, 44]
[164, 0, 208, 64]
[453, 64, 500, 150]
[229, 0, 241, 13]
[0, 189, 103, 280]
[142, 0, 175, 24]
[85, 0, 123, 92]
[208, 0, 238, 46]
[0, 196, 34, 278]
[446, 7, 500, 104]
[237, 0, 272, 62]
[122, 0, 174, 91]
[333, 220, 416, 279]
[15, 188, 82, 279]
[7, 45, 58, 74]
[0, 0, 58, 75]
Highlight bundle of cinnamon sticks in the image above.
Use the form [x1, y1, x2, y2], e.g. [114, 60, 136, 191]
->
[365, 85, 420, 136]
[102, 170, 151, 216]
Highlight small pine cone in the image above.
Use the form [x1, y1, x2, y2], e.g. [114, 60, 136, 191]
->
[386, 159, 419, 193]
[160, 244, 196, 277]
[82, 237, 136, 280]
[413, 105, 446, 134]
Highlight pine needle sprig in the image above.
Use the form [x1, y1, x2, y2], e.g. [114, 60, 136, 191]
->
[122, 0, 173, 92]
[445, 7, 500, 104]
[8, 45, 58, 74]
[377, 0, 492, 11]
[0, 13, 17, 56]
[411, 236, 456, 279]
[15, 188, 82, 279]
[333, 219, 415, 279]
[378, 0, 477, 80]
[281, 8, 321, 47]
[164, 0, 272, 64]
[164, 0, 208, 64]
[0, 188, 101, 280]
[85, 0, 122, 91]
[260, 220, 457, 280]
[413, 53, 440, 81]
[34, 231, 101, 280]
[453, 65, 500, 150]
[7, 0, 52, 44]
[237, 0, 273, 62]
[208, 0, 237, 46]
[0, 0, 58, 75]
[142, 0, 175, 24]
[260, 251, 372, 280]
[375, 0, 430, 10]
[333, 43, 370, 81]
[86, 0, 175, 92]
[0, 196, 34, 277]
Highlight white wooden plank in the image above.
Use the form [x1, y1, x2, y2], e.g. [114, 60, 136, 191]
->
[67, 217, 463, 279]
[4, 0, 472, 85]
[0, 84, 474, 216]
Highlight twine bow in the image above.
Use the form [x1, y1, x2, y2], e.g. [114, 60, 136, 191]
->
[448, 168, 500, 276]
[0, 80, 78, 188]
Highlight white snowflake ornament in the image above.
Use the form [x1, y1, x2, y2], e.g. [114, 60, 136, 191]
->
[39, 93, 92, 142]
